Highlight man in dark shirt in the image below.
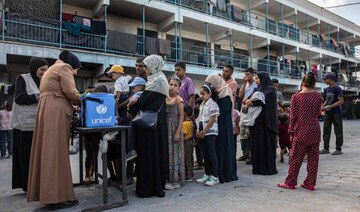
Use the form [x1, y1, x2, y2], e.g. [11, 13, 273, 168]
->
[320, 73, 344, 155]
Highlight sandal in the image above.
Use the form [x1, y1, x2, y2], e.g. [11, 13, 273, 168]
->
[84, 177, 91, 184]
[300, 184, 314, 191]
[277, 183, 295, 189]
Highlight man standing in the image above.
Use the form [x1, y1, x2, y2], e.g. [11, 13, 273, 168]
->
[175, 62, 195, 108]
[271, 78, 284, 113]
[135, 57, 147, 81]
[237, 67, 257, 163]
[222, 64, 238, 98]
[320, 73, 344, 155]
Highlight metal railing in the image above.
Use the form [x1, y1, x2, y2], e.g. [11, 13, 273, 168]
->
[0, 10, 358, 87]
[162, 0, 359, 60]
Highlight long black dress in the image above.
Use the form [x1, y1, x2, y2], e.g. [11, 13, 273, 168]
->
[216, 96, 238, 183]
[12, 76, 38, 191]
[129, 90, 168, 198]
[250, 82, 278, 175]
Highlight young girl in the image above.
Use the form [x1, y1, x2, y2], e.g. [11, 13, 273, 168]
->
[196, 84, 220, 186]
[278, 113, 291, 163]
[165, 78, 185, 190]
[0, 101, 13, 159]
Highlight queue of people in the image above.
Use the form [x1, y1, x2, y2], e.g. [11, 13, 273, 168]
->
[4, 52, 345, 209]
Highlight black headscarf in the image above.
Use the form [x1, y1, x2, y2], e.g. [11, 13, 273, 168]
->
[29, 57, 49, 87]
[256, 72, 278, 135]
[256, 72, 273, 94]
[59, 50, 82, 69]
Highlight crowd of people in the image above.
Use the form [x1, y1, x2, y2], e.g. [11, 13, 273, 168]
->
[0, 51, 346, 209]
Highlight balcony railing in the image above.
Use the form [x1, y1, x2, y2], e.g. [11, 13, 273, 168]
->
[162, 0, 358, 59]
[0, 11, 358, 87]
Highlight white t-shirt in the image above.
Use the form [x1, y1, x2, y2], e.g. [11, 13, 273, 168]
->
[244, 81, 257, 100]
[196, 98, 220, 136]
[114, 75, 132, 93]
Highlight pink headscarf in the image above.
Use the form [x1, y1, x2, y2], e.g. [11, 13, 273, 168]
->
[205, 74, 234, 110]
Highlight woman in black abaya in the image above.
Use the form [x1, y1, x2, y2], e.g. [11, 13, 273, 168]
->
[244, 72, 278, 175]
[128, 55, 169, 198]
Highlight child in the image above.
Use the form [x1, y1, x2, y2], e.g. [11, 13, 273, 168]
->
[0, 101, 13, 159]
[105, 65, 132, 125]
[165, 78, 185, 190]
[183, 105, 194, 182]
[127, 77, 146, 110]
[126, 77, 146, 161]
[196, 84, 220, 186]
[232, 109, 240, 157]
[83, 85, 108, 184]
[278, 113, 291, 163]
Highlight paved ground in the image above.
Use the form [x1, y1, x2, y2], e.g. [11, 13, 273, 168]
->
[0, 120, 360, 211]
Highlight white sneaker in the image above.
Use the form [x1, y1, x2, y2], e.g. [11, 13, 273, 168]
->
[165, 183, 175, 190]
[196, 174, 210, 183]
[205, 175, 219, 186]
[173, 183, 181, 189]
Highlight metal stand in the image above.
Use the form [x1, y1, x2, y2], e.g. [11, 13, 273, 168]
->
[74, 126, 130, 212]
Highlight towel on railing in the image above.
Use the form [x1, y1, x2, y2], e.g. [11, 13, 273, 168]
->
[83, 18, 91, 27]
[146, 37, 159, 55]
[90, 20, 106, 35]
[217, 0, 227, 12]
[62, 13, 74, 22]
[107, 31, 137, 53]
[63, 22, 81, 36]
[158, 38, 171, 57]
[231, 5, 242, 21]
[73, 16, 83, 25]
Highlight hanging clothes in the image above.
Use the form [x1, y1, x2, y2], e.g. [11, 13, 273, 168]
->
[158, 38, 172, 57]
[231, 5, 242, 22]
[62, 22, 81, 36]
[62, 13, 74, 22]
[90, 20, 106, 35]
[107, 31, 137, 53]
[145, 37, 159, 55]
[217, 0, 227, 12]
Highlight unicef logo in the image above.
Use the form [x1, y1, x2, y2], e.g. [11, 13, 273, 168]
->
[96, 104, 107, 114]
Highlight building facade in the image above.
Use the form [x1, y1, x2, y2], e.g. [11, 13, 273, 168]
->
[1, 0, 360, 116]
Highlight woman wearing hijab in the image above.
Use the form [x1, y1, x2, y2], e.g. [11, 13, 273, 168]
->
[205, 75, 238, 183]
[27, 50, 81, 207]
[12, 57, 49, 192]
[244, 72, 278, 175]
[128, 54, 169, 198]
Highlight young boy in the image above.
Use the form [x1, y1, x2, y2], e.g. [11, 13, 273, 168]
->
[105, 65, 132, 125]
[183, 105, 194, 182]
[127, 77, 146, 110]
[126, 77, 146, 161]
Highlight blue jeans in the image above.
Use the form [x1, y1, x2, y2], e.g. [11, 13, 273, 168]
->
[0, 130, 13, 157]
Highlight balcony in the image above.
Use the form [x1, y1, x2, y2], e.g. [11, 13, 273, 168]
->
[161, 0, 359, 60]
[0, 10, 359, 88]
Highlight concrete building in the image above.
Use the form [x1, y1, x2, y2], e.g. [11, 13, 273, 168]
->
[1, 0, 360, 113]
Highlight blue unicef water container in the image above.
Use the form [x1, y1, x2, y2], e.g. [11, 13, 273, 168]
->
[81, 93, 116, 128]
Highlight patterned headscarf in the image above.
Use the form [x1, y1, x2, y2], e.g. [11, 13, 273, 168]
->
[205, 74, 234, 101]
[143, 55, 169, 96]
[205, 74, 234, 111]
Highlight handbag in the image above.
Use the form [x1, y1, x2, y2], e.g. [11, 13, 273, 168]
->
[132, 102, 164, 130]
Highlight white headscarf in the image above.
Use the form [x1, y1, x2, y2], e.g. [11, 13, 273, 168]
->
[143, 55, 169, 97]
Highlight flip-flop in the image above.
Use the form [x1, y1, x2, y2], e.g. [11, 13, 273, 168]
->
[277, 183, 295, 189]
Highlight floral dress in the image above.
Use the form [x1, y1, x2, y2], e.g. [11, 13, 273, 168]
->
[166, 96, 185, 184]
